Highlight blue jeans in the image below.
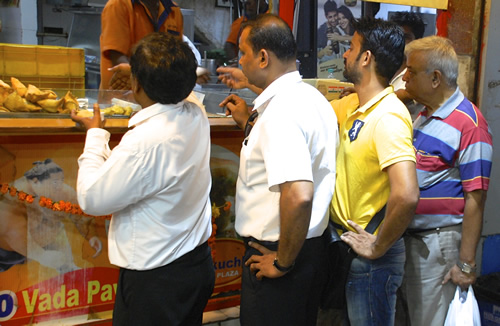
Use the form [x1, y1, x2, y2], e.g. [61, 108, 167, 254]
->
[346, 238, 405, 326]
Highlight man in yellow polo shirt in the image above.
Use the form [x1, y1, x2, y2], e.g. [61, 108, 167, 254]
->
[329, 18, 419, 325]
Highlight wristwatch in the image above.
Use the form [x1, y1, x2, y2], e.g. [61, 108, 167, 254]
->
[273, 257, 294, 273]
[457, 261, 477, 274]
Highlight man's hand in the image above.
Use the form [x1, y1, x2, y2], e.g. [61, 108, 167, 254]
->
[340, 219, 380, 259]
[245, 241, 287, 280]
[216, 67, 249, 89]
[443, 264, 476, 290]
[71, 103, 104, 130]
[109, 63, 131, 90]
[219, 94, 251, 129]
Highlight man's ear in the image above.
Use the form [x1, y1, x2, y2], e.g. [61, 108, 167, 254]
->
[259, 49, 269, 68]
[362, 50, 372, 66]
[432, 70, 442, 88]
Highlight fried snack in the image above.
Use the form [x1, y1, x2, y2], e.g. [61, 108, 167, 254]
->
[0, 79, 11, 89]
[0, 79, 14, 106]
[37, 98, 64, 113]
[25, 84, 57, 103]
[61, 90, 79, 113]
[11, 77, 27, 97]
[0, 106, 9, 113]
[76, 109, 93, 118]
[4, 92, 27, 111]
[4, 91, 43, 112]
[23, 99, 42, 112]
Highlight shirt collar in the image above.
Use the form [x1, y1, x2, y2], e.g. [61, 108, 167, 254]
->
[128, 101, 182, 128]
[426, 87, 463, 119]
[356, 86, 394, 113]
[252, 71, 301, 114]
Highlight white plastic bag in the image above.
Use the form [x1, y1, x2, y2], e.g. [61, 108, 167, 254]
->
[444, 285, 481, 326]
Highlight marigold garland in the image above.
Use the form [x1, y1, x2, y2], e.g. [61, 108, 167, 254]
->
[2, 182, 229, 261]
[1, 183, 111, 220]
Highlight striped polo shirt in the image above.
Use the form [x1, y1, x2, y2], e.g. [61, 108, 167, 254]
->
[409, 88, 493, 230]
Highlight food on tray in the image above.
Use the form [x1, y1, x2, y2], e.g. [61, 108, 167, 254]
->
[101, 104, 133, 116]
[0, 80, 14, 105]
[62, 90, 79, 113]
[4, 92, 26, 112]
[76, 109, 94, 118]
[0, 78, 85, 115]
[37, 98, 64, 113]
[11, 77, 28, 97]
[25, 84, 57, 103]
[0, 78, 138, 117]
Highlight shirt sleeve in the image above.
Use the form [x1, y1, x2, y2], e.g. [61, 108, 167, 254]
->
[458, 126, 493, 192]
[76, 128, 147, 216]
[101, 0, 133, 59]
[374, 111, 416, 170]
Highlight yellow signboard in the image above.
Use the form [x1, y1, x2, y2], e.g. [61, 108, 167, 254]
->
[363, 0, 448, 10]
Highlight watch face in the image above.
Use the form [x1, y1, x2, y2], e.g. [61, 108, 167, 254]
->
[458, 261, 476, 274]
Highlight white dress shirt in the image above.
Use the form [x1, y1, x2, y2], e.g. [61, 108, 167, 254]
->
[235, 71, 339, 241]
[76, 95, 212, 270]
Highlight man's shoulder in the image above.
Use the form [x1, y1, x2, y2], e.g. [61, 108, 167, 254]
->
[447, 97, 490, 132]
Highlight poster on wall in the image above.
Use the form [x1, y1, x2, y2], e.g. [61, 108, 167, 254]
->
[0, 142, 117, 325]
[0, 138, 244, 324]
[317, 0, 362, 79]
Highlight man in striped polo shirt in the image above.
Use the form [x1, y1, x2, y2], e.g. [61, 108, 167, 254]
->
[401, 35, 493, 326]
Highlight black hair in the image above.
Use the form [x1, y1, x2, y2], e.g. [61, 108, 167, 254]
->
[337, 5, 354, 21]
[390, 12, 426, 39]
[353, 18, 405, 84]
[245, 13, 297, 62]
[130, 32, 197, 104]
[324, 0, 338, 16]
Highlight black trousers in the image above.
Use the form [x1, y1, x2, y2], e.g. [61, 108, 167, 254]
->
[240, 235, 328, 326]
[112, 242, 215, 326]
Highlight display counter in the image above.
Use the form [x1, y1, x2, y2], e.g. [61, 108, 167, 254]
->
[0, 114, 245, 325]
[0, 113, 241, 134]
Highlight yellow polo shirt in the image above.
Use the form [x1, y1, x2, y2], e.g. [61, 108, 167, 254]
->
[330, 87, 415, 233]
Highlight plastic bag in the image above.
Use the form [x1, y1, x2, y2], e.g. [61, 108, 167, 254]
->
[444, 285, 481, 326]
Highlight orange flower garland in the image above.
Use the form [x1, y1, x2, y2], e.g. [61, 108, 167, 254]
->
[1, 183, 111, 220]
[2, 182, 229, 261]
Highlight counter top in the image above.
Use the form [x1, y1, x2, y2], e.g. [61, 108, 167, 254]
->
[0, 113, 240, 135]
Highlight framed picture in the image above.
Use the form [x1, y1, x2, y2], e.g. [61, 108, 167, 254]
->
[216, 0, 232, 8]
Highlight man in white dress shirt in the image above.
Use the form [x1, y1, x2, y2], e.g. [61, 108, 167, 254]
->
[222, 14, 338, 325]
[71, 32, 214, 326]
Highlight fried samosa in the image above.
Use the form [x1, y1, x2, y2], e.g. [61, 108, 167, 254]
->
[11, 77, 27, 98]
[25, 84, 57, 103]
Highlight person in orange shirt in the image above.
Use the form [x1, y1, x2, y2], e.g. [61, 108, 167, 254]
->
[224, 0, 268, 62]
[99, 0, 183, 90]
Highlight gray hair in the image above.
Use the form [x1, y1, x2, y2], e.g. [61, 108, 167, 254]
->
[405, 35, 458, 87]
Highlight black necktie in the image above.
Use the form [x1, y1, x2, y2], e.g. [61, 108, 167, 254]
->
[244, 111, 259, 145]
